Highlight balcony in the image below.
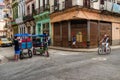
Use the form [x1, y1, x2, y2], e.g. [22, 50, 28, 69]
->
[4, 13, 12, 21]
[100, 1, 120, 14]
[11, 19, 16, 25]
[61, 1, 72, 10]
[4, 14, 9, 18]
[45, 4, 50, 11]
[112, 3, 120, 14]
[23, 14, 34, 22]
[34, 5, 50, 15]
[12, 0, 18, 6]
[3, 8, 9, 12]
[51, 4, 60, 13]
[51, 1, 74, 13]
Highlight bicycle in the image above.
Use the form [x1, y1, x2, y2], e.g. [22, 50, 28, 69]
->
[98, 43, 111, 55]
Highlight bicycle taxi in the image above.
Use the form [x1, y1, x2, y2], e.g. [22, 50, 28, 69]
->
[32, 34, 49, 57]
[14, 33, 33, 59]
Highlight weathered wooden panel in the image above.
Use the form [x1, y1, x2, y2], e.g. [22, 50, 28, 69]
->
[71, 20, 87, 48]
[90, 21, 98, 47]
[99, 22, 112, 45]
[53, 22, 61, 46]
[62, 21, 68, 47]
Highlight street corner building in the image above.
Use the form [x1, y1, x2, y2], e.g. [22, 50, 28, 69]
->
[50, 0, 120, 48]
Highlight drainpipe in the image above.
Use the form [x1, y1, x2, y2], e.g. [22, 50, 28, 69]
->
[87, 20, 90, 48]
[51, 23, 54, 46]
[41, 23, 43, 34]
[98, 21, 100, 46]
[60, 22, 62, 47]
[68, 21, 71, 47]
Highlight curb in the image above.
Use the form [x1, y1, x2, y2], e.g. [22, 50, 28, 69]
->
[49, 46, 120, 52]
[49, 46, 97, 52]
[0, 55, 8, 63]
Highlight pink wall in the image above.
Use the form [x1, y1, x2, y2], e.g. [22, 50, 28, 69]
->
[112, 23, 120, 45]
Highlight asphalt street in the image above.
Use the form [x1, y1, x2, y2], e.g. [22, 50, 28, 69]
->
[0, 47, 120, 80]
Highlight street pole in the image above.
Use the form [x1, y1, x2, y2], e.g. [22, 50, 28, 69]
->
[116, 27, 120, 44]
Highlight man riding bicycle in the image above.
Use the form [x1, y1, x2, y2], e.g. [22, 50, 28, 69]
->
[99, 34, 110, 50]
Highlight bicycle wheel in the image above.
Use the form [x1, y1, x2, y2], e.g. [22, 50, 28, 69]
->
[98, 47, 103, 55]
[28, 50, 32, 58]
[106, 47, 111, 54]
[19, 50, 24, 59]
[19, 51, 24, 59]
[33, 48, 36, 55]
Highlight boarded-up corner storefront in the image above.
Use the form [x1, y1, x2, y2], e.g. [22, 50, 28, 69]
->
[51, 8, 113, 48]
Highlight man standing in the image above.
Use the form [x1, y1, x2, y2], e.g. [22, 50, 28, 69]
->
[72, 35, 77, 48]
[14, 36, 20, 61]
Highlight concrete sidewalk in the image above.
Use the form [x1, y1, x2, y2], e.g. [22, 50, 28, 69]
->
[49, 45, 120, 52]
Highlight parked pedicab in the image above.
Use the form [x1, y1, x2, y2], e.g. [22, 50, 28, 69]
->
[14, 33, 33, 59]
[32, 34, 49, 57]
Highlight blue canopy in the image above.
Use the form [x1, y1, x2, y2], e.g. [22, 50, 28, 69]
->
[32, 34, 48, 37]
[14, 33, 31, 37]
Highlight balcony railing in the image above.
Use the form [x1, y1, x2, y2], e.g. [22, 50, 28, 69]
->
[45, 4, 50, 11]
[34, 5, 50, 15]
[51, 1, 73, 13]
[4, 14, 9, 18]
[51, 4, 60, 13]
[62, 2, 65, 10]
[50, 0, 120, 15]
[100, 1, 120, 14]
[23, 14, 34, 22]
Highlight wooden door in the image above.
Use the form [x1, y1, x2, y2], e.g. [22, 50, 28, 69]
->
[90, 21, 98, 47]
[62, 21, 68, 47]
[99, 22, 112, 45]
[53, 22, 61, 46]
[71, 20, 87, 48]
